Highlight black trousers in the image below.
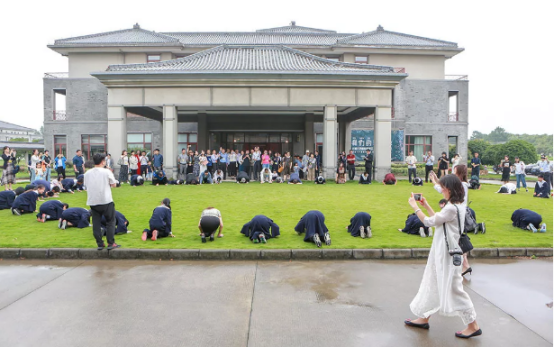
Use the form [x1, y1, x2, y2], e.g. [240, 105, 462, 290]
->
[408, 168, 417, 183]
[471, 167, 480, 178]
[254, 161, 261, 179]
[229, 162, 237, 177]
[200, 216, 220, 236]
[75, 166, 84, 176]
[91, 202, 116, 247]
[347, 164, 356, 180]
[56, 167, 66, 179]
[365, 164, 372, 182]
[425, 165, 434, 182]
[218, 162, 227, 179]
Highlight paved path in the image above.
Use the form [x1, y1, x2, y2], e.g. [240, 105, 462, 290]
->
[0, 258, 551, 347]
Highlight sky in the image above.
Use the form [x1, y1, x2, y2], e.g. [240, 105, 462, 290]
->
[1, 0, 552, 136]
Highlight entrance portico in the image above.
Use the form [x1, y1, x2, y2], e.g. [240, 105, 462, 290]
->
[93, 45, 406, 180]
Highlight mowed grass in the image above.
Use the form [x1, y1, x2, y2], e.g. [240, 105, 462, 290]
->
[0, 180, 552, 249]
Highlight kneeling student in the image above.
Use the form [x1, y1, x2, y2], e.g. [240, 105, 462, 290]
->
[74, 175, 86, 191]
[260, 168, 272, 184]
[468, 175, 481, 190]
[534, 174, 550, 198]
[241, 215, 280, 243]
[399, 213, 432, 237]
[200, 170, 213, 185]
[511, 208, 546, 233]
[382, 172, 397, 185]
[37, 200, 68, 222]
[152, 170, 168, 186]
[185, 173, 199, 185]
[236, 171, 250, 184]
[168, 179, 183, 185]
[294, 210, 330, 247]
[142, 198, 174, 241]
[102, 210, 130, 235]
[213, 169, 224, 184]
[347, 212, 372, 238]
[59, 207, 91, 229]
[198, 206, 224, 243]
[60, 176, 78, 194]
[359, 172, 371, 184]
[288, 172, 302, 184]
[0, 187, 24, 210]
[11, 185, 45, 216]
[497, 182, 517, 194]
[412, 177, 423, 186]
[315, 176, 326, 184]
[130, 174, 144, 187]
[272, 171, 283, 183]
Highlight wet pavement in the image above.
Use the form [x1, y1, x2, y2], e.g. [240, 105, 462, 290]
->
[0, 258, 551, 347]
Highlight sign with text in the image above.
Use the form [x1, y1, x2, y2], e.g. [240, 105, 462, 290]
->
[351, 129, 374, 161]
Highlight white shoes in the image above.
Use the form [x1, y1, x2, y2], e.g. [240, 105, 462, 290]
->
[359, 226, 366, 239]
[419, 227, 427, 238]
[366, 226, 372, 238]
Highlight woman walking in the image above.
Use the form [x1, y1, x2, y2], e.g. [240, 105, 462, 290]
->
[404, 175, 481, 339]
[514, 157, 528, 192]
[2, 146, 17, 190]
[118, 150, 129, 184]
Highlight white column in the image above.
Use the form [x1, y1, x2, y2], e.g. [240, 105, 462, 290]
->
[107, 106, 126, 176]
[163, 105, 178, 179]
[374, 106, 392, 182]
[323, 105, 338, 179]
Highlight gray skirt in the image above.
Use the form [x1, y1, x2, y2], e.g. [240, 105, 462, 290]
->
[1, 163, 16, 185]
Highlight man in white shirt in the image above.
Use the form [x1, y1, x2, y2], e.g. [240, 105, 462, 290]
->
[405, 151, 417, 183]
[423, 151, 435, 183]
[84, 153, 120, 250]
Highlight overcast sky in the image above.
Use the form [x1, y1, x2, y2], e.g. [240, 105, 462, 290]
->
[2, 0, 552, 136]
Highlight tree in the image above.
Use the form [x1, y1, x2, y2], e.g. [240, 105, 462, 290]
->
[488, 127, 509, 143]
[470, 131, 486, 140]
[482, 143, 504, 165]
[468, 139, 490, 156]
[9, 137, 28, 142]
[39, 125, 44, 136]
[502, 140, 538, 164]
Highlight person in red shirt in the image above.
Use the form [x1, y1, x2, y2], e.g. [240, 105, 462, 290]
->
[383, 172, 397, 185]
[346, 150, 356, 181]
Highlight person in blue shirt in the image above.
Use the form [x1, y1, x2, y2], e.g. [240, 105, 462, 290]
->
[37, 200, 68, 222]
[59, 207, 91, 229]
[534, 174, 551, 198]
[240, 215, 280, 244]
[0, 187, 24, 210]
[218, 148, 228, 179]
[72, 150, 85, 176]
[538, 156, 552, 190]
[130, 174, 144, 186]
[54, 153, 67, 179]
[152, 149, 163, 171]
[142, 198, 174, 241]
[294, 210, 331, 247]
[200, 170, 213, 184]
[470, 152, 481, 178]
[11, 186, 45, 216]
[288, 172, 302, 184]
[152, 170, 168, 186]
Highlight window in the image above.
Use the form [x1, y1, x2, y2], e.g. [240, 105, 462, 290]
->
[405, 136, 432, 159]
[54, 135, 67, 157]
[325, 55, 341, 62]
[316, 133, 323, 160]
[53, 89, 66, 120]
[147, 54, 161, 63]
[178, 133, 197, 152]
[448, 136, 458, 158]
[81, 134, 107, 161]
[355, 56, 368, 64]
[448, 91, 459, 121]
[127, 133, 152, 153]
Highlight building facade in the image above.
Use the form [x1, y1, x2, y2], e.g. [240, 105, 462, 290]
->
[44, 22, 468, 179]
[0, 121, 41, 142]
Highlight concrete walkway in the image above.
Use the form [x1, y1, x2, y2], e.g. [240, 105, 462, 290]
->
[0, 258, 551, 346]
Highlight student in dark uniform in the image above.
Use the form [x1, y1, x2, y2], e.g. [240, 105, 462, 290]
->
[74, 174, 85, 191]
[59, 207, 91, 229]
[533, 174, 551, 198]
[168, 179, 183, 185]
[347, 212, 372, 238]
[33, 179, 51, 193]
[236, 171, 250, 184]
[130, 174, 144, 187]
[399, 213, 431, 237]
[240, 215, 280, 243]
[0, 187, 24, 210]
[152, 170, 168, 186]
[412, 177, 423, 186]
[359, 172, 371, 184]
[36, 200, 68, 222]
[101, 210, 130, 235]
[185, 173, 199, 185]
[142, 198, 174, 241]
[314, 176, 326, 184]
[294, 210, 331, 248]
[61, 176, 78, 194]
[11, 186, 45, 216]
[364, 149, 374, 182]
[511, 209, 546, 233]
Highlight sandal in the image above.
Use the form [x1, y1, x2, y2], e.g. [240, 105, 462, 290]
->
[217, 234, 224, 238]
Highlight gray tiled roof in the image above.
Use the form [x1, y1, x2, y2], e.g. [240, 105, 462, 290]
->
[104, 45, 398, 75]
[162, 32, 353, 46]
[338, 25, 457, 47]
[53, 24, 180, 46]
[256, 22, 337, 33]
[0, 121, 37, 132]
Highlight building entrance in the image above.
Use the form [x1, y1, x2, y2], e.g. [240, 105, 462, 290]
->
[210, 132, 294, 154]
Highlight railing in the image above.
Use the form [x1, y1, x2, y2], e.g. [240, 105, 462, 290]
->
[53, 110, 67, 121]
[445, 74, 468, 80]
[448, 111, 458, 122]
[394, 67, 406, 73]
[44, 72, 68, 79]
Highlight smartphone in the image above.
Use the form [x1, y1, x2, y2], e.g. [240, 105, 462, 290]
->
[414, 193, 422, 201]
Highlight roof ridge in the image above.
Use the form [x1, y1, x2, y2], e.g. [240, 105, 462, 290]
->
[162, 31, 354, 37]
[338, 27, 457, 46]
[0, 120, 38, 131]
[55, 26, 179, 44]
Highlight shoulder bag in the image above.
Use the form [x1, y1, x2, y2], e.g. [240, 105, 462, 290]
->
[443, 205, 473, 255]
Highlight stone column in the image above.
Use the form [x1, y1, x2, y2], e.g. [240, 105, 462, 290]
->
[107, 106, 127, 177]
[163, 105, 178, 178]
[197, 113, 208, 151]
[322, 106, 338, 179]
[304, 113, 315, 153]
[374, 106, 392, 182]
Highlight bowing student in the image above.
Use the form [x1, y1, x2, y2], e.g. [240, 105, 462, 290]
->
[398, 213, 432, 238]
[346, 212, 372, 238]
[236, 171, 250, 184]
[0, 187, 24, 210]
[200, 170, 213, 185]
[198, 206, 224, 243]
[101, 210, 131, 235]
[130, 174, 144, 187]
[294, 210, 331, 247]
[142, 198, 174, 241]
[315, 176, 326, 184]
[152, 170, 168, 186]
[11, 185, 45, 216]
[186, 173, 199, 185]
[37, 200, 68, 222]
[60, 176, 78, 194]
[59, 207, 91, 229]
[511, 209, 546, 233]
[288, 172, 302, 184]
[240, 215, 280, 243]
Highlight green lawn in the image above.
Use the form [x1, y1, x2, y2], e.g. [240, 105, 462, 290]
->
[0, 180, 552, 249]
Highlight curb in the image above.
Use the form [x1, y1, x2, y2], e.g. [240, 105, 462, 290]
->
[1, 248, 551, 261]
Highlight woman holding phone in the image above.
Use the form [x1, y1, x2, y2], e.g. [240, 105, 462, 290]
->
[404, 175, 481, 339]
